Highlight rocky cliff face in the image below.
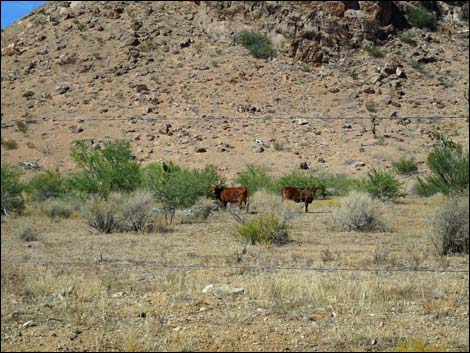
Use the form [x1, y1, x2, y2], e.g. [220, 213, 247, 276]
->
[195, 1, 468, 65]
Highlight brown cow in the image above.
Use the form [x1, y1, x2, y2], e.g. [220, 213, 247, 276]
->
[282, 186, 319, 213]
[211, 184, 249, 212]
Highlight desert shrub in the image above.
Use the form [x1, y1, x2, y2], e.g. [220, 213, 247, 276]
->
[179, 197, 216, 224]
[16, 225, 39, 242]
[26, 170, 68, 201]
[15, 120, 28, 133]
[117, 190, 155, 232]
[1, 138, 18, 150]
[272, 170, 318, 193]
[409, 59, 425, 72]
[1, 163, 25, 215]
[416, 144, 469, 196]
[398, 31, 417, 46]
[236, 30, 274, 59]
[365, 169, 405, 200]
[68, 139, 142, 196]
[430, 192, 469, 255]
[364, 45, 384, 58]
[234, 212, 289, 245]
[249, 189, 300, 216]
[463, 2, 469, 22]
[405, 5, 437, 30]
[40, 199, 75, 220]
[23, 90, 35, 98]
[392, 156, 418, 175]
[313, 173, 365, 197]
[236, 164, 273, 195]
[143, 163, 224, 211]
[329, 191, 392, 232]
[365, 101, 378, 113]
[82, 194, 121, 233]
[394, 338, 447, 352]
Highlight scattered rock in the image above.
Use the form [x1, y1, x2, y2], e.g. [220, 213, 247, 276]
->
[202, 284, 244, 298]
[58, 52, 77, 65]
[195, 147, 207, 153]
[159, 123, 171, 135]
[299, 162, 309, 170]
[55, 84, 71, 94]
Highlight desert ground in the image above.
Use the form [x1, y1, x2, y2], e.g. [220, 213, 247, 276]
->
[1, 194, 468, 352]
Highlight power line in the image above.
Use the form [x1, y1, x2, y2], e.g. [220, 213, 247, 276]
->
[2, 259, 468, 274]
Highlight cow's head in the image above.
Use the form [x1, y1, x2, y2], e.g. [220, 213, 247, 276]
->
[210, 184, 222, 195]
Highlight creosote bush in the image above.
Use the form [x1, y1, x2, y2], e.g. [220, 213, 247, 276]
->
[392, 156, 418, 175]
[430, 192, 469, 255]
[329, 191, 392, 232]
[366, 169, 405, 200]
[236, 30, 274, 59]
[416, 143, 469, 196]
[405, 5, 437, 30]
[27, 170, 67, 201]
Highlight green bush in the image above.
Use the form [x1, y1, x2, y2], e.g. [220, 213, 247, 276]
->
[329, 191, 392, 232]
[398, 31, 417, 47]
[405, 6, 437, 30]
[365, 169, 405, 200]
[272, 170, 318, 193]
[68, 139, 142, 196]
[430, 192, 469, 255]
[409, 59, 425, 72]
[144, 163, 224, 210]
[364, 45, 384, 58]
[236, 30, 274, 59]
[235, 212, 289, 245]
[309, 173, 368, 198]
[416, 144, 469, 196]
[392, 156, 418, 175]
[1, 138, 18, 150]
[236, 164, 273, 195]
[26, 170, 67, 201]
[1, 163, 25, 215]
[394, 338, 447, 352]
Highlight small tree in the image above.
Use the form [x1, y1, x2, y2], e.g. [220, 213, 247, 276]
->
[143, 163, 223, 216]
[68, 139, 142, 196]
[1, 163, 25, 215]
[236, 164, 273, 195]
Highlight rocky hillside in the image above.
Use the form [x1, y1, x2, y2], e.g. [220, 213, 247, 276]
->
[1, 1, 469, 182]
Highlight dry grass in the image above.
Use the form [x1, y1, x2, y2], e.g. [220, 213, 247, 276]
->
[1, 196, 468, 352]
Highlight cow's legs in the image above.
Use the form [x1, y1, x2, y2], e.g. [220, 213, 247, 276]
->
[305, 202, 308, 213]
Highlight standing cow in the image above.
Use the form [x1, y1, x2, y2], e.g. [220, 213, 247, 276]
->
[282, 186, 319, 213]
[211, 185, 249, 212]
